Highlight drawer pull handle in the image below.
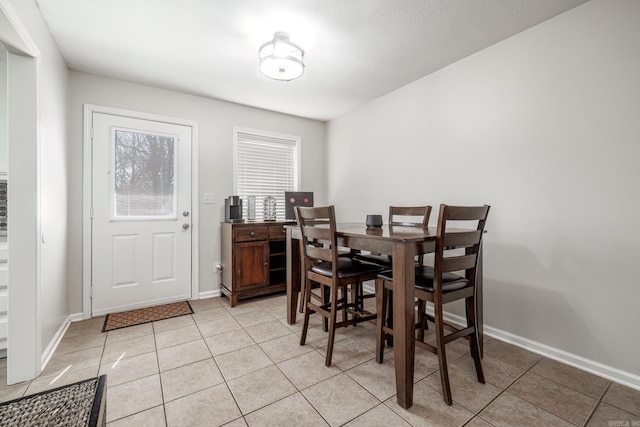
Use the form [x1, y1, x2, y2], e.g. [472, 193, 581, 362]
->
[250, 232, 255, 236]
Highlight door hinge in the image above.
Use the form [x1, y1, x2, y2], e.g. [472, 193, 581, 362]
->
[90, 286, 93, 299]
[90, 206, 93, 219]
[90, 127, 94, 140]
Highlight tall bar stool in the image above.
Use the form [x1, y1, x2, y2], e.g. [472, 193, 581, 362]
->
[353, 206, 432, 331]
[354, 205, 432, 269]
[375, 204, 490, 405]
[296, 206, 385, 366]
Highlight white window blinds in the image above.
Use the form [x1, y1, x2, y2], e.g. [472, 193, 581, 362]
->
[234, 128, 299, 221]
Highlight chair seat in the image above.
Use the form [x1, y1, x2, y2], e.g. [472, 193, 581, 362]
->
[311, 257, 385, 279]
[378, 266, 469, 293]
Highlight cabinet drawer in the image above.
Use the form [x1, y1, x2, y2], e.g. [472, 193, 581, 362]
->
[234, 226, 268, 242]
[268, 224, 287, 240]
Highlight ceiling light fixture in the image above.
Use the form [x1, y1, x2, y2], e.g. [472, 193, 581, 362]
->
[259, 32, 305, 81]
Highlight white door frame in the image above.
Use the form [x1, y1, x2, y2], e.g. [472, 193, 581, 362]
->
[82, 104, 199, 319]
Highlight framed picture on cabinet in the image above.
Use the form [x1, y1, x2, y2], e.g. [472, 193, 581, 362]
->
[285, 191, 314, 220]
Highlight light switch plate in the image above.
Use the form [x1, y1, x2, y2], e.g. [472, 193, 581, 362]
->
[204, 193, 215, 204]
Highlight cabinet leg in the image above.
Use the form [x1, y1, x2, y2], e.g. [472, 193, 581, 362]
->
[230, 294, 238, 308]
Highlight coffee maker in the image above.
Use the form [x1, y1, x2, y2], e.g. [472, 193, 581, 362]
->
[224, 196, 244, 223]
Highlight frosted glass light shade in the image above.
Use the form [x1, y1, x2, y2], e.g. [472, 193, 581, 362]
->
[259, 32, 305, 81]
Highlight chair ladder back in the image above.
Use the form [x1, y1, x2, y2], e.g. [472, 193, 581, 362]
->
[445, 205, 490, 221]
[304, 243, 333, 263]
[435, 204, 490, 279]
[388, 205, 432, 227]
[296, 206, 339, 266]
[442, 230, 483, 248]
[440, 254, 478, 273]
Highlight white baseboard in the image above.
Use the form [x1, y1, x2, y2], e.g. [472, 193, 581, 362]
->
[438, 309, 640, 391]
[68, 312, 84, 322]
[40, 314, 74, 371]
[362, 283, 640, 391]
[198, 289, 222, 299]
[39, 292, 224, 372]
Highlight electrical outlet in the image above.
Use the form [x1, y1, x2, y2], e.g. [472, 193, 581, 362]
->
[204, 193, 215, 204]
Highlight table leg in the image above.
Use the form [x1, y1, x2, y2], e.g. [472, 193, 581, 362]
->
[286, 227, 301, 324]
[392, 242, 416, 409]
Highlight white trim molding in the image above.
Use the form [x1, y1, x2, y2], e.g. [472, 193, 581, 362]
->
[0, 0, 40, 56]
[198, 290, 222, 300]
[41, 314, 73, 371]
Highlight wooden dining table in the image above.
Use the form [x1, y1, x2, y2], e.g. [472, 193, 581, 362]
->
[285, 222, 484, 410]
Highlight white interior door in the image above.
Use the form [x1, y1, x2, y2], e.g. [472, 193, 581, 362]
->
[91, 112, 192, 315]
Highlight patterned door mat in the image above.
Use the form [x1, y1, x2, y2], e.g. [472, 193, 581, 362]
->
[0, 375, 107, 426]
[102, 301, 193, 332]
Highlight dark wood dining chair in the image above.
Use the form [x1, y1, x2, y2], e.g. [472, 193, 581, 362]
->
[375, 204, 490, 405]
[296, 205, 385, 366]
[354, 205, 432, 268]
[353, 205, 432, 325]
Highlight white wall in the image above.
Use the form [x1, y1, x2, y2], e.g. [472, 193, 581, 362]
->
[0, 50, 6, 172]
[4, 0, 70, 379]
[327, 0, 640, 379]
[68, 72, 326, 313]
[0, 46, 6, 353]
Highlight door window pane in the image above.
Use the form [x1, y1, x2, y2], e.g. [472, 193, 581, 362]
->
[113, 129, 176, 218]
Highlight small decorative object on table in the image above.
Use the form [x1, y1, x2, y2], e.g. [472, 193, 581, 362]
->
[247, 196, 256, 221]
[263, 195, 277, 221]
[366, 214, 383, 228]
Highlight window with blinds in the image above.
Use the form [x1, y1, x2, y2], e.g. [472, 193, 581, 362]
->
[233, 127, 300, 221]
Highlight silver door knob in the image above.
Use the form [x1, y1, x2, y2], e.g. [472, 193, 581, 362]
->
[183, 223, 190, 230]
[183, 211, 190, 217]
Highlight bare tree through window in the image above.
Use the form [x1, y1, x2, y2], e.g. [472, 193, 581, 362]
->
[114, 129, 176, 217]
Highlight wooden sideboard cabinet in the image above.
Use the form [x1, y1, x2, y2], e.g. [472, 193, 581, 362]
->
[220, 221, 294, 307]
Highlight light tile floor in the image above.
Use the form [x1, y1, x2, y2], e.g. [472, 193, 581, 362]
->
[1, 294, 639, 426]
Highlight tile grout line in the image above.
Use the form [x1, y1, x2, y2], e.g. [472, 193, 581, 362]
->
[242, 298, 334, 423]
[582, 381, 612, 427]
[242, 304, 384, 425]
[100, 311, 208, 424]
[459, 355, 535, 427]
[152, 319, 169, 427]
[255, 326, 336, 426]
[502, 357, 589, 426]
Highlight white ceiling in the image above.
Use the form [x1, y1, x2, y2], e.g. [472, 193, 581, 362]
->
[36, 0, 589, 121]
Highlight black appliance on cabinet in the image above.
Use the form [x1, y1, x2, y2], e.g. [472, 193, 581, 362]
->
[224, 196, 244, 223]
